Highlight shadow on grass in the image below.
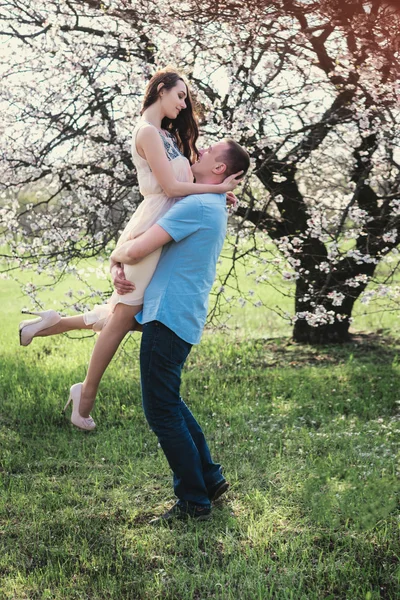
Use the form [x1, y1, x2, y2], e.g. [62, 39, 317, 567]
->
[1, 334, 399, 598]
[239, 331, 400, 369]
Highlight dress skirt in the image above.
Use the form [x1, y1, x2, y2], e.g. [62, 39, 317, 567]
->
[83, 247, 161, 332]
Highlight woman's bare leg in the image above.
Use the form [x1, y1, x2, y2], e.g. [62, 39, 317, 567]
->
[34, 316, 93, 337]
[79, 304, 142, 418]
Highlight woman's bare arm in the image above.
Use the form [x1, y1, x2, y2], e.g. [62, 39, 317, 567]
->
[136, 126, 240, 197]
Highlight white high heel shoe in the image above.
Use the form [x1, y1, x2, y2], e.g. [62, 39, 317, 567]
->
[63, 383, 96, 431]
[19, 309, 61, 346]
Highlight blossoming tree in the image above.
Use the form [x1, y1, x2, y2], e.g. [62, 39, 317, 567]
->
[1, 0, 399, 343]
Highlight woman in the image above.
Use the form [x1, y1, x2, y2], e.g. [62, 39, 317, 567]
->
[19, 68, 241, 431]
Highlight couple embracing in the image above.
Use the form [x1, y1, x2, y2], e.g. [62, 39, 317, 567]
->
[19, 68, 250, 523]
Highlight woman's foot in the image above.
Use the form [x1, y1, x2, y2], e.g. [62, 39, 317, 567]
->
[19, 310, 61, 346]
[63, 383, 96, 431]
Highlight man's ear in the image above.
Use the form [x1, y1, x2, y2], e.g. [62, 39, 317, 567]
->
[213, 163, 227, 175]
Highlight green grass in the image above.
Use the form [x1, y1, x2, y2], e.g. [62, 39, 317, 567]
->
[0, 276, 399, 599]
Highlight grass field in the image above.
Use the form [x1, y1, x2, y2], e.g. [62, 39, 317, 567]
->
[0, 272, 399, 599]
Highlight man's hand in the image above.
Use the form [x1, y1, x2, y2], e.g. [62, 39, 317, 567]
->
[110, 260, 135, 295]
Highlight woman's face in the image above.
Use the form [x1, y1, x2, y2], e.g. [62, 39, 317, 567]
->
[160, 80, 187, 120]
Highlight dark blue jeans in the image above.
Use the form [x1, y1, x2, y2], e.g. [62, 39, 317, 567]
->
[140, 320, 224, 508]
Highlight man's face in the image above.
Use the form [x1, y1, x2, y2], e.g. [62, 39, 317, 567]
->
[191, 141, 230, 178]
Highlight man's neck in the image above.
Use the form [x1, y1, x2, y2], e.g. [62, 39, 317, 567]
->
[194, 174, 223, 185]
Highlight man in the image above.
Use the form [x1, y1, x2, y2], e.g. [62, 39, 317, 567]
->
[112, 139, 250, 523]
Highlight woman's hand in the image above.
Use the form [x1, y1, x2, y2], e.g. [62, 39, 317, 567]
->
[226, 191, 238, 210]
[218, 171, 244, 193]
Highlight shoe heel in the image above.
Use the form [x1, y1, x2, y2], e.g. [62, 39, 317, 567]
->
[63, 396, 72, 413]
[21, 309, 41, 317]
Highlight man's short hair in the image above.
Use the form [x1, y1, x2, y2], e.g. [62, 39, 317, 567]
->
[217, 139, 250, 178]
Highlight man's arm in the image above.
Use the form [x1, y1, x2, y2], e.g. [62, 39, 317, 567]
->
[110, 224, 173, 265]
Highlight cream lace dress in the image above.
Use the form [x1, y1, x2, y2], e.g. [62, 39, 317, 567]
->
[83, 119, 193, 331]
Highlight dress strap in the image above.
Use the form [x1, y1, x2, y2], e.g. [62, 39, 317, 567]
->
[142, 120, 174, 143]
[132, 119, 182, 162]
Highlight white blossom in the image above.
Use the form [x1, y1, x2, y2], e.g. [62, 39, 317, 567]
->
[382, 230, 397, 244]
[327, 291, 345, 306]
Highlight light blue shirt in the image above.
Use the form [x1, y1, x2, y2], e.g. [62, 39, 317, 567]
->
[135, 193, 227, 344]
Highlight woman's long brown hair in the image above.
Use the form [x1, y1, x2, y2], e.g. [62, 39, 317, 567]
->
[140, 68, 200, 164]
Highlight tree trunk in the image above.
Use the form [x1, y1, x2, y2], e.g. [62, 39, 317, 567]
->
[292, 291, 354, 343]
[291, 268, 372, 343]
[293, 316, 352, 344]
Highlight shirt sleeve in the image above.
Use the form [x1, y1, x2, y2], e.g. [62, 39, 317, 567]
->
[157, 195, 202, 242]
